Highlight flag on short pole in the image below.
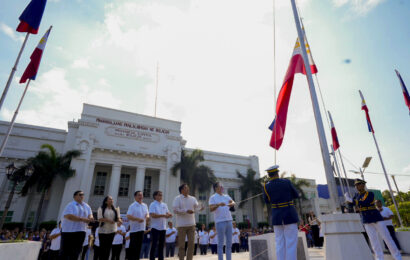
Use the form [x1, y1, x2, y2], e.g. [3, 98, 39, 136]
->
[359, 90, 374, 133]
[395, 69, 410, 114]
[16, 0, 47, 34]
[20, 27, 52, 84]
[328, 111, 340, 151]
[269, 34, 318, 150]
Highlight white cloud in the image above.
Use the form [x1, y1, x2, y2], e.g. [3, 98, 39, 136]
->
[402, 164, 410, 174]
[0, 23, 24, 42]
[72, 58, 90, 69]
[333, 0, 386, 15]
[3, 67, 122, 129]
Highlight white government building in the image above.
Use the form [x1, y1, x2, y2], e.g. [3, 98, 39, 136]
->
[0, 104, 264, 228]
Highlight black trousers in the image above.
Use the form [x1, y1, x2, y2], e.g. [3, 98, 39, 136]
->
[210, 244, 217, 254]
[111, 244, 122, 260]
[384, 225, 401, 251]
[232, 243, 240, 253]
[48, 250, 59, 260]
[149, 228, 165, 260]
[81, 245, 89, 260]
[129, 231, 144, 260]
[60, 231, 86, 260]
[94, 246, 100, 260]
[194, 244, 197, 255]
[199, 244, 208, 255]
[99, 233, 115, 260]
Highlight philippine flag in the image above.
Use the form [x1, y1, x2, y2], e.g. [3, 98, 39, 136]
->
[359, 90, 374, 133]
[20, 27, 52, 84]
[328, 111, 340, 151]
[16, 0, 47, 34]
[269, 35, 318, 150]
[395, 69, 410, 114]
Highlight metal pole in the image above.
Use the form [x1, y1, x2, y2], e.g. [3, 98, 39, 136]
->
[154, 62, 159, 117]
[0, 80, 31, 157]
[371, 132, 403, 227]
[331, 145, 345, 206]
[290, 0, 339, 212]
[391, 175, 404, 202]
[0, 32, 30, 111]
[0, 181, 17, 229]
[359, 168, 365, 181]
[337, 149, 352, 197]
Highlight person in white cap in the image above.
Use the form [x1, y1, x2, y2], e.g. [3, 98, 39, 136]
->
[263, 165, 299, 260]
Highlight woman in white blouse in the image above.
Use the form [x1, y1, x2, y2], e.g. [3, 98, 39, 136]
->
[97, 196, 121, 260]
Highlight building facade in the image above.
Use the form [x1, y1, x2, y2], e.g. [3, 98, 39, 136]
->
[0, 104, 264, 227]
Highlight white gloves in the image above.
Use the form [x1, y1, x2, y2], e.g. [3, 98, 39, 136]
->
[344, 192, 353, 203]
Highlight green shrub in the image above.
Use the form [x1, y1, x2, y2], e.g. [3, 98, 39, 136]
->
[258, 222, 269, 229]
[237, 222, 249, 230]
[39, 220, 57, 231]
[389, 201, 410, 227]
[2, 222, 24, 231]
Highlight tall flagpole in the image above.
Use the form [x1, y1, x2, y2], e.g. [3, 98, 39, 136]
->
[330, 145, 346, 201]
[0, 32, 30, 111]
[290, 0, 339, 212]
[337, 149, 353, 197]
[370, 131, 403, 227]
[154, 62, 159, 117]
[0, 79, 31, 157]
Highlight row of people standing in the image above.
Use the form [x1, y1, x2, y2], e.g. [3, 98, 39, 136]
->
[57, 181, 237, 260]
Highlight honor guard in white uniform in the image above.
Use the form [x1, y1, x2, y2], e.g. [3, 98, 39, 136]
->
[345, 179, 401, 260]
[263, 165, 299, 260]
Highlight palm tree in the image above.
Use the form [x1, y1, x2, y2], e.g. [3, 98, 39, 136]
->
[171, 149, 216, 195]
[281, 172, 310, 222]
[20, 144, 81, 229]
[236, 168, 264, 228]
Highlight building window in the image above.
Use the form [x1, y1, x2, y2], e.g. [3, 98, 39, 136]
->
[94, 172, 107, 196]
[0, 211, 13, 223]
[24, 211, 35, 228]
[143, 176, 152, 197]
[228, 188, 235, 201]
[198, 191, 206, 201]
[118, 174, 130, 197]
[199, 214, 207, 225]
[243, 215, 248, 222]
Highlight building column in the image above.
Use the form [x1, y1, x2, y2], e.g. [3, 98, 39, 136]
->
[108, 165, 122, 203]
[82, 162, 96, 203]
[159, 169, 166, 194]
[135, 167, 145, 193]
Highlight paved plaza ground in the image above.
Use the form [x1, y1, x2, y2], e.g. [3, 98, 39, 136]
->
[89, 248, 410, 260]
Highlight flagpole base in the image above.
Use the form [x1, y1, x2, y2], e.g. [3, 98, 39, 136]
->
[321, 213, 373, 260]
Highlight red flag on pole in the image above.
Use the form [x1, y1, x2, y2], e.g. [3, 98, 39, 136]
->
[269, 36, 318, 150]
[328, 111, 340, 151]
[20, 27, 52, 84]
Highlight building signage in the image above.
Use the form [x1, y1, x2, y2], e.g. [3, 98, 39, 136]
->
[105, 127, 160, 143]
[96, 118, 170, 134]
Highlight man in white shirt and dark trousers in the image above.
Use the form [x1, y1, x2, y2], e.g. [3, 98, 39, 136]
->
[165, 221, 177, 257]
[127, 191, 150, 260]
[60, 190, 93, 260]
[231, 222, 240, 253]
[112, 222, 126, 260]
[149, 190, 172, 260]
[172, 184, 203, 260]
[375, 200, 402, 251]
[49, 221, 62, 260]
[209, 182, 236, 260]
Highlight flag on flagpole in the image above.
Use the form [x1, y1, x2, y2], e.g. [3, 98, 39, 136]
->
[269, 35, 318, 150]
[16, 0, 47, 34]
[359, 90, 374, 133]
[395, 69, 410, 114]
[20, 27, 52, 84]
[328, 111, 340, 151]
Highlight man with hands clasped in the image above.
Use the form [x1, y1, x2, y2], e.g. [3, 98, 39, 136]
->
[209, 182, 236, 260]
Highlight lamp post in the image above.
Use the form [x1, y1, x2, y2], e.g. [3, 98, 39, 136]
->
[348, 157, 372, 181]
[0, 163, 34, 229]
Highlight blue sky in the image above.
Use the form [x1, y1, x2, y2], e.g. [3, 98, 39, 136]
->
[0, 0, 409, 193]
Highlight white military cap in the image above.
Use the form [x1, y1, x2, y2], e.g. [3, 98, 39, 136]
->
[265, 165, 279, 173]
